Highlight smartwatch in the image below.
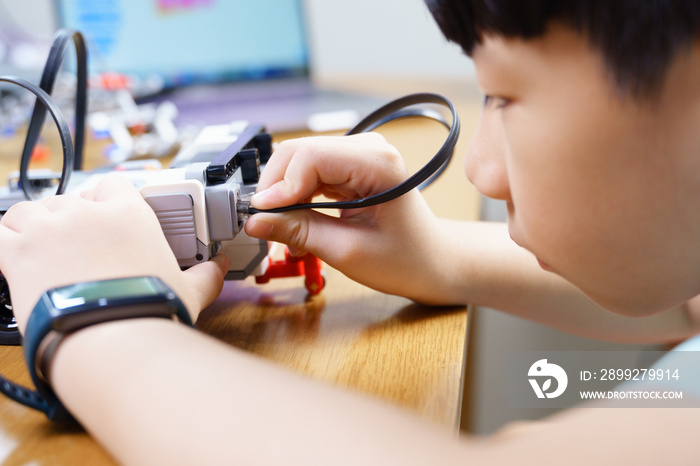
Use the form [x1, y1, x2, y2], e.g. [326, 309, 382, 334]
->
[0, 276, 193, 423]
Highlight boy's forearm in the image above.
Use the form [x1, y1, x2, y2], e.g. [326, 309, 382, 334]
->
[427, 220, 697, 344]
[48, 319, 471, 466]
[46, 312, 700, 466]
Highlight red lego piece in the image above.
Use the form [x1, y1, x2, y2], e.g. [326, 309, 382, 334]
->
[255, 248, 325, 295]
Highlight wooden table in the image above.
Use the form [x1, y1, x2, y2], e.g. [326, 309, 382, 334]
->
[0, 78, 482, 465]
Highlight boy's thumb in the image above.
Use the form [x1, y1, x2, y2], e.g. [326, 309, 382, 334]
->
[244, 211, 314, 254]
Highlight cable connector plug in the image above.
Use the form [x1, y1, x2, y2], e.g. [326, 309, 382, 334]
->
[236, 193, 254, 225]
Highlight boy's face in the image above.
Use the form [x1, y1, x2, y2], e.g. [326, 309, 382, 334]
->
[468, 24, 700, 315]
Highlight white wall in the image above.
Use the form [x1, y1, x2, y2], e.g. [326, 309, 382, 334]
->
[0, 0, 55, 39]
[304, 0, 475, 79]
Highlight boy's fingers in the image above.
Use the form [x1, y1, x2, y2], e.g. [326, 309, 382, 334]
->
[86, 174, 141, 203]
[255, 139, 298, 191]
[252, 137, 405, 211]
[79, 188, 97, 201]
[180, 254, 230, 318]
[38, 193, 87, 212]
[0, 224, 16, 248]
[256, 133, 387, 192]
[0, 200, 47, 232]
[244, 210, 362, 263]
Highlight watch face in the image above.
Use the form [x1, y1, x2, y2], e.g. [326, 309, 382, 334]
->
[48, 277, 165, 310]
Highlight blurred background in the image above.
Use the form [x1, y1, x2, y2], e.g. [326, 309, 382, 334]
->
[0, 0, 479, 142]
[0, 0, 475, 83]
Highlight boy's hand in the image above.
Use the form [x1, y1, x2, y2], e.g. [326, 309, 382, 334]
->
[244, 133, 446, 302]
[0, 174, 229, 332]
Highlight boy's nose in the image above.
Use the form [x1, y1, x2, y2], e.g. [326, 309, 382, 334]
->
[464, 108, 512, 201]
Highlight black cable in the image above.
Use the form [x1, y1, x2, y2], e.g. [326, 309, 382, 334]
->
[0, 76, 75, 198]
[19, 29, 87, 201]
[357, 106, 452, 191]
[247, 92, 460, 215]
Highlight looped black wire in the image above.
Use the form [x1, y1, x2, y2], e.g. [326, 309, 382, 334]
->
[19, 29, 87, 201]
[0, 76, 75, 198]
[357, 106, 451, 191]
[247, 92, 460, 214]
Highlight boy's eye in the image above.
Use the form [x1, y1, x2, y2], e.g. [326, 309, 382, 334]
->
[483, 95, 510, 109]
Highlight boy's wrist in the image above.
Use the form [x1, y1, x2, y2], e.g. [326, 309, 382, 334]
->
[46, 317, 180, 385]
[8, 276, 193, 423]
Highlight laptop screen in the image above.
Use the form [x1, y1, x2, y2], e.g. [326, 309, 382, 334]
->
[54, 0, 310, 90]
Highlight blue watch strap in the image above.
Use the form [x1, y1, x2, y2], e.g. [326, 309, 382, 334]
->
[0, 374, 54, 415]
[22, 293, 81, 423]
[0, 276, 192, 423]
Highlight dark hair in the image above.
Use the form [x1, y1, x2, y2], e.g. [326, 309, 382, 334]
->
[424, 0, 700, 99]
